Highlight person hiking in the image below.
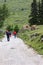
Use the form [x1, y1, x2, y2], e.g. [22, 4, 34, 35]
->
[6, 30, 11, 41]
[13, 31, 17, 38]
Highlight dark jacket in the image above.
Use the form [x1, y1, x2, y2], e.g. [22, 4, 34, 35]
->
[6, 31, 11, 38]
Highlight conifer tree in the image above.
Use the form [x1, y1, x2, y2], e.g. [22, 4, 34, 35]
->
[29, 0, 38, 25]
[38, 0, 41, 24]
[0, 0, 9, 28]
[2, 4, 9, 20]
[40, 0, 43, 24]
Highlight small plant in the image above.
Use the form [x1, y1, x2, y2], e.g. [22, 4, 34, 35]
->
[14, 25, 19, 33]
[6, 25, 13, 31]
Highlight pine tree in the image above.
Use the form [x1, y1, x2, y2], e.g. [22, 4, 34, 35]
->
[0, 7, 4, 27]
[0, 2, 9, 28]
[2, 4, 9, 20]
[40, 0, 43, 24]
[38, 0, 41, 24]
[29, 0, 38, 25]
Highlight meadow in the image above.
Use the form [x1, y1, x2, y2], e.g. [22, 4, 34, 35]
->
[0, 0, 32, 29]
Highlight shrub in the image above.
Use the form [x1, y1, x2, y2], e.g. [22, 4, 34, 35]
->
[6, 25, 13, 31]
[14, 25, 19, 33]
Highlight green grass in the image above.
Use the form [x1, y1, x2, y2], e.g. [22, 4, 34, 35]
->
[18, 25, 43, 55]
[0, 0, 38, 29]
[0, 0, 34, 29]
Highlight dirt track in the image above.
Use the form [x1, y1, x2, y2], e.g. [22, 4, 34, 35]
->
[0, 35, 43, 65]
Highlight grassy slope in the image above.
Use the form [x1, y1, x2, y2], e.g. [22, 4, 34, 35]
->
[0, 0, 38, 29]
[18, 25, 43, 55]
[0, 0, 33, 29]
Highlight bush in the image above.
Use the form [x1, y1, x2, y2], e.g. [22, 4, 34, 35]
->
[6, 25, 13, 31]
[14, 25, 19, 33]
[0, 21, 4, 28]
[0, 4, 9, 28]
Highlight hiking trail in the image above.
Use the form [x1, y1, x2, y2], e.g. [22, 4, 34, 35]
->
[0, 35, 43, 65]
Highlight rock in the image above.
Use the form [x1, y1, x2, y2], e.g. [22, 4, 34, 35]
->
[31, 25, 37, 30]
[23, 24, 31, 30]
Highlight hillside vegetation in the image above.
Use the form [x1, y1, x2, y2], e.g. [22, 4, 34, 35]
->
[0, 0, 39, 29]
[0, 0, 33, 29]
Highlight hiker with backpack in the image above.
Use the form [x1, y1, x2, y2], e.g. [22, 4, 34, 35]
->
[6, 30, 11, 41]
[13, 31, 17, 38]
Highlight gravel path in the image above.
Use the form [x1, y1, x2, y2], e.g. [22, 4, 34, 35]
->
[0, 35, 43, 65]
